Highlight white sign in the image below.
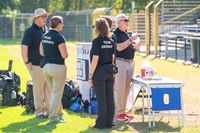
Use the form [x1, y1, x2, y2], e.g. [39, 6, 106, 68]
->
[77, 42, 92, 101]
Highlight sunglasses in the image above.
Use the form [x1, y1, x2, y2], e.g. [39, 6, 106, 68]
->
[120, 19, 129, 22]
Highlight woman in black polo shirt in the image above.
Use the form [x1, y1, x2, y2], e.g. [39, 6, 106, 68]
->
[88, 18, 115, 129]
[40, 16, 68, 123]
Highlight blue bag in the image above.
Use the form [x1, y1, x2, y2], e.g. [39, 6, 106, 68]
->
[89, 99, 98, 114]
[69, 97, 83, 112]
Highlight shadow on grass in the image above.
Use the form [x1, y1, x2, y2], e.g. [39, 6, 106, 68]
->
[79, 120, 138, 133]
[64, 109, 97, 119]
[0, 106, 34, 116]
[0, 117, 57, 133]
[79, 123, 125, 133]
[20, 110, 35, 116]
[79, 120, 182, 133]
[129, 121, 181, 132]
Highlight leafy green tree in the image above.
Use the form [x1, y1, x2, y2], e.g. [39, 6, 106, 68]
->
[133, 0, 149, 13]
[1, 0, 152, 14]
[0, 0, 19, 14]
[18, 0, 49, 13]
[18, 0, 38, 13]
[48, 0, 64, 12]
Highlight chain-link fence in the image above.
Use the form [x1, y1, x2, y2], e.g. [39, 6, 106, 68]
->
[51, 9, 95, 42]
[0, 8, 112, 42]
[0, 15, 12, 38]
[14, 13, 33, 38]
[0, 13, 33, 38]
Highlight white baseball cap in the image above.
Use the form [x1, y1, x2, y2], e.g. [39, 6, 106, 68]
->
[34, 8, 48, 18]
[115, 14, 129, 23]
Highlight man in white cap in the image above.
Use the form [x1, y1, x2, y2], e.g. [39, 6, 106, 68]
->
[113, 14, 141, 122]
[21, 8, 51, 118]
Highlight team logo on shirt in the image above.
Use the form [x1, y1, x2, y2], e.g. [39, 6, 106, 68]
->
[101, 41, 112, 49]
[42, 35, 54, 45]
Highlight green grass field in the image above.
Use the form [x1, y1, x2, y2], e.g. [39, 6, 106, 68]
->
[0, 38, 200, 133]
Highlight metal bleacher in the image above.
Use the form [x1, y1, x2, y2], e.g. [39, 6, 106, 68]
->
[160, 0, 200, 26]
[158, 0, 200, 62]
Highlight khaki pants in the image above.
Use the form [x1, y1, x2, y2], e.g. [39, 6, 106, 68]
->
[29, 65, 51, 116]
[43, 64, 66, 118]
[114, 59, 134, 115]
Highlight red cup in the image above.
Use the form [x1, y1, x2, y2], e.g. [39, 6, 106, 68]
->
[141, 69, 145, 78]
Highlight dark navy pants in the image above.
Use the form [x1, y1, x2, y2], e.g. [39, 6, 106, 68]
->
[92, 66, 114, 128]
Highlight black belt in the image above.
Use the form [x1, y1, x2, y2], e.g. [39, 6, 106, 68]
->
[116, 58, 133, 62]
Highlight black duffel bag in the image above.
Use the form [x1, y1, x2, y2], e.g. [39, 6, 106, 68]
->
[1, 75, 18, 106]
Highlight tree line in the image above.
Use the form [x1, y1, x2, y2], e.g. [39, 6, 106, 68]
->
[0, 0, 151, 14]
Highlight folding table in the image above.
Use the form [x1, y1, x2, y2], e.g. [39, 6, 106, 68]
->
[132, 77, 184, 128]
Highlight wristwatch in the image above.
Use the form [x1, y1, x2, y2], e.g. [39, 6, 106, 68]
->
[24, 61, 29, 64]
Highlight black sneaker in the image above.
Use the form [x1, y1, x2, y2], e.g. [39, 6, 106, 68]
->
[37, 114, 48, 118]
[106, 124, 116, 129]
[92, 125, 104, 129]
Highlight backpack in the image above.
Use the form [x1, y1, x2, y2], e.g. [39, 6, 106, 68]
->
[12, 72, 21, 88]
[25, 81, 35, 113]
[0, 60, 21, 106]
[88, 99, 98, 114]
[18, 92, 26, 106]
[0, 60, 21, 89]
[89, 88, 96, 100]
[62, 80, 81, 109]
[1, 75, 18, 106]
[69, 97, 84, 112]
[62, 80, 76, 108]
[88, 88, 98, 114]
